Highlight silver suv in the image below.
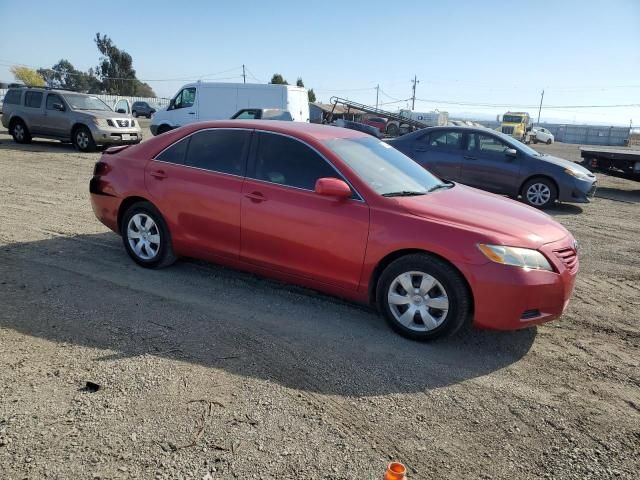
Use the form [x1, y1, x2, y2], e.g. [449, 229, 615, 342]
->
[1, 87, 142, 151]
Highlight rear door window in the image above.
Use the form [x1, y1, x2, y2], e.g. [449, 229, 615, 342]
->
[427, 130, 463, 149]
[3, 89, 22, 105]
[24, 91, 43, 108]
[185, 129, 250, 176]
[155, 137, 190, 165]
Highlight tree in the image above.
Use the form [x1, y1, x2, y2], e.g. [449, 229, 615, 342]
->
[270, 73, 288, 85]
[38, 59, 101, 93]
[308, 88, 316, 103]
[10, 66, 45, 87]
[296, 78, 304, 88]
[94, 32, 155, 96]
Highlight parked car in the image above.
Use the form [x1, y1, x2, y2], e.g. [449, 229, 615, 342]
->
[231, 108, 293, 121]
[131, 101, 157, 118]
[90, 121, 579, 341]
[532, 127, 554, 145]
[334, 118, 381, 138]
[387, 126, 596, 209]
[1, 87, 142, 151]
[151, 82, 309, 135]
[363, 116, 387, 133]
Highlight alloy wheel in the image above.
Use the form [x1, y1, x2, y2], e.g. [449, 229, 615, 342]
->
[127, 213, 161, 260]
[387, 271, 449, 332]
[526, 183, 551, 206]
[14, 124, 24, 141]
[76, 131, 89, 150]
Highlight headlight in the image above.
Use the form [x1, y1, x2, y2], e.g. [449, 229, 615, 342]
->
[564, 168, 591, 181]
[478, 244, 553, 271]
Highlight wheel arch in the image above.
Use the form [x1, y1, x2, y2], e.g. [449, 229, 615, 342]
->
[368, 248, 474, 312]
[71, 122, 90, 138]
[8, 115, 26, 129]
[117, 195, 156, 232]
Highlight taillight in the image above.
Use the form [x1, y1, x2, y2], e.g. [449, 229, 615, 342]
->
[93, 160, 110, 176]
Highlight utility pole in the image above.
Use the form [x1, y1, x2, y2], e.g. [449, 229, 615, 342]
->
[375, 84, 379, 110]
[242, 64, 246, 84]
[537, 89, 544, 125]
[411, 75, 419, 110]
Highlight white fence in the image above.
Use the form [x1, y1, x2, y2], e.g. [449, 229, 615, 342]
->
[0, 88, 170, 110]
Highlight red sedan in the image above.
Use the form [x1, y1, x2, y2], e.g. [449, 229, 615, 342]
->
[90, 121, 578, 340]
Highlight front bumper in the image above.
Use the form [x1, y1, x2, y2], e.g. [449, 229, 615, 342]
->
[89, 124, 142, 145]
[467, 237, 578, 330]
[558, 176, 597, 204]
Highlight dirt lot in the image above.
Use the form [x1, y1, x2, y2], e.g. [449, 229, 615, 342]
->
[0, 122, 638, 479]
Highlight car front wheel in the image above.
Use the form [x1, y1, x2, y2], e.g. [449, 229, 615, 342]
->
[74, 126, 96, 152]
[522, 177, 558, 209]
[377, 254, 470, 340]
[121, 202, 176, 269]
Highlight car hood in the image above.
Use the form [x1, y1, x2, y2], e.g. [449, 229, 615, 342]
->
[75, 110, 132, 120]
[535, 154, 591, 174]
[395, 184, 570, 248]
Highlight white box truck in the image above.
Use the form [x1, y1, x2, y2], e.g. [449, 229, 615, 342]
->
[150, 82, 310, 135]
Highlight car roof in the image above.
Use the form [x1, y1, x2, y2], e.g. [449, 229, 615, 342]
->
[182, 120, 370, 141]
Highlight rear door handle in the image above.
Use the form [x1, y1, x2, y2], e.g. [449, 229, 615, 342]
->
[414, 147, 428, 152]
[149, 170, 168, 179]
[464, 155, 477, 160]
[188, 112, 196, 115]
[245, 191, 266, 203]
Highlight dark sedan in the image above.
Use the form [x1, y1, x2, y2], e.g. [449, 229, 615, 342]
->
[388, 126, 597, 208]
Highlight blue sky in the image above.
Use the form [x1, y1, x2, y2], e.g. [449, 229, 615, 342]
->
[1, 0, 638, 125]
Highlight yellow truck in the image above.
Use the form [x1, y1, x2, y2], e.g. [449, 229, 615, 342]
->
[500, 112, 531, 141]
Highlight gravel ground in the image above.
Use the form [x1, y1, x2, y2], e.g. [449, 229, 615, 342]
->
[0, 123, 638, 479]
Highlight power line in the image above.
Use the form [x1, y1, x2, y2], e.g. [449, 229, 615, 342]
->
[414, 97, 640, 109]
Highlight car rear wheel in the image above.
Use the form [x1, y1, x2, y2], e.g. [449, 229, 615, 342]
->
[377, 254, 470, 341]
[386, 123, 400, 137]
[74, 126, 96, 152]
[546, 138, 552, 145]
[11, 119, 32, 144]
[132, 111, 138, 118]
[121, 202, 176, 269]
[522, 177, 557, 209]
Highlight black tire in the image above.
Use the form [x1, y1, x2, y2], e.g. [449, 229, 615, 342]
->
[376, 254, 471, 341]
[74, 125, 96, 152]
[156, 124, 172, 135]
[386, 123, 400, 137]
[132, 111, 138, 118]
[120, 201, 176, 269]
[546, 138, 552, 145]
[11, 119, 32, 144]
[533, 138, 538, 144]
[521, 177, 558, 209]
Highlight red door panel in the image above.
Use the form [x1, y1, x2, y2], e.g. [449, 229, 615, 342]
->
[240, 179, 369, 291]
[145, 161, 244, 259]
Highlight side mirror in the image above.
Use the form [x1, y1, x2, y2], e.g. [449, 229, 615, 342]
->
[116, 108, 126, 114]
[505, 148, 517, 157]
[53, 103, 65, 112]
[315, 177, 352, 199]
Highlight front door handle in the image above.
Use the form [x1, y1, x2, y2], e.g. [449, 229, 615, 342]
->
[464, 155, 477, 160]
[245, 191, 266, 203]
[188, 112, 196, 115]
[149, 169, 168, 179]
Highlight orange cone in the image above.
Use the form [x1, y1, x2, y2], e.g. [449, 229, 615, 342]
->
[384, 462, 407, 480]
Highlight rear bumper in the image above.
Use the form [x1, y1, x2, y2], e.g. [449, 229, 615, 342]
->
[90, 185, 121, 233]
[466, 238, 578, 330]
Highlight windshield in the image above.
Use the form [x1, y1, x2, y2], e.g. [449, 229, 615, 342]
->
[502, 114, 525, 123]
[323, 137, 445, 196]
[63, 94, 112, 111]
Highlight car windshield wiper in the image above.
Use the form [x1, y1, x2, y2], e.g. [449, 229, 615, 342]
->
[427, 182, 454, 193]
[382, 190, 427, 197]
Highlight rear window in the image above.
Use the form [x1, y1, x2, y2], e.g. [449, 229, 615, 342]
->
[3, 89, 22, 105]
[25, 91, 43, 108]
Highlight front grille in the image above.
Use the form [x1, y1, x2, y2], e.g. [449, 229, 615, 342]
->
[116, 119, 130, 127]
[554, 247, 578, 273]
[501, 126, 514, 135]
